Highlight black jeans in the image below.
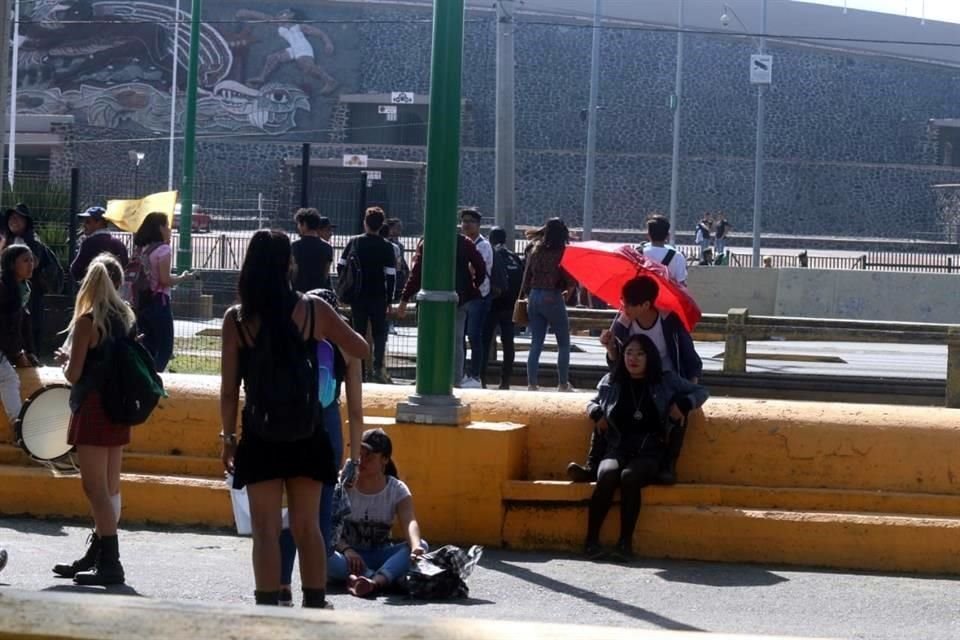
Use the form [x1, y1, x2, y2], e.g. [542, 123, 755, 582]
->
[587, 455, 661, 546]
[583, 421, 687, 475]
[137, 294, 174, 372]
[351, 297, 388, 372]
[481, 306, 515, 386]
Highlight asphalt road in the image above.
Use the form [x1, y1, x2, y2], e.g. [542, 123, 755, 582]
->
[1, 518, 957, 639]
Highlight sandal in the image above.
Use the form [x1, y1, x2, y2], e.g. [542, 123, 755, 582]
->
[347, 575, 379, 598]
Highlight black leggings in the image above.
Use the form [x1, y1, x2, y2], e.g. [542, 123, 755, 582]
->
[586, 455, 660, 545]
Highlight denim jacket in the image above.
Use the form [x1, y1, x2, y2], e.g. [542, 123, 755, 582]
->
[586, 371, 709, 455]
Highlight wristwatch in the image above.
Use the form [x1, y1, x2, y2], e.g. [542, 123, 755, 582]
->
[219, 432, 238, 446]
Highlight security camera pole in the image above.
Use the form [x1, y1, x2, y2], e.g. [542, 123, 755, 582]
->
[751, 0, 768, 268]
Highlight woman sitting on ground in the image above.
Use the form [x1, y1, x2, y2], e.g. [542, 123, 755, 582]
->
[584, 334, 708, 562]
[328, 428, 426, 598]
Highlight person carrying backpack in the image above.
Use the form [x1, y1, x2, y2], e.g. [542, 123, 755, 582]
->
[481, 227, 523, 389]
[54, 254, 141, 586]
[220, 230, 368, 609]
[641, 215, 687, 286]
[694, 213, 712, 261]
[131, 213, 195, 372]
[337, 207, 396, 384]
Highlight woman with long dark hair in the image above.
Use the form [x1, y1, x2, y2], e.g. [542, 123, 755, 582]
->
[56, 254, 137, 585]
[584, 334, 708, 562]
[0, 245, 37, 423]
[327, 428, 426, 598]
[276, 287, 366, 606]
[220, 230, 368, 608]
[519, 218, 576, 391]
[132, 212, 194, 371]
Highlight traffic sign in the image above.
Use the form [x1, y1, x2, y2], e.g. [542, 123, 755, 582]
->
[342, 154, 368, 168]
[750, 54, 773, 85]
[391, 92, 415, 104]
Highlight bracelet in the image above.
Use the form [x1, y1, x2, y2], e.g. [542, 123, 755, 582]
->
[219, 432, 238, 446]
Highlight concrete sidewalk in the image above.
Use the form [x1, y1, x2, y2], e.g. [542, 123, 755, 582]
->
[0, 518, 955, 640]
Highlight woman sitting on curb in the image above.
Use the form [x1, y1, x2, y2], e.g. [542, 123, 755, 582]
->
[584, 334, 708, 562]
[328, 428, 426, 598]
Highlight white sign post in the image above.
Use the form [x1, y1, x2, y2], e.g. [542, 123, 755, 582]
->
[343, 154, 369, 168]
[750, 54, 773, 85]
[390, 91, 415, 104]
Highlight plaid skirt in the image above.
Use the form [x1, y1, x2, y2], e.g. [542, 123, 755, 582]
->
[68, 391, 131, 447]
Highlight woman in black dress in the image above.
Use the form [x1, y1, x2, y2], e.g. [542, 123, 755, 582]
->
[584, 334, 708, 562]
[220, 230, 368, 607]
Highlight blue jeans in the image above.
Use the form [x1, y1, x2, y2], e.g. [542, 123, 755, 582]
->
[328, 541, 429, 585]
[279, 402, 343, 585]
[137, 294, 174, 372]
[526, 288, 570, 387]
[464, 296, 492, 379]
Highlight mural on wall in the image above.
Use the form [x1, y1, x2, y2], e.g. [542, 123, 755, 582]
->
[17, 0, 359, 136]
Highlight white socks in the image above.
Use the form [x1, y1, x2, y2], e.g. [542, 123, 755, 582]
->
[110, 493, 121, 524]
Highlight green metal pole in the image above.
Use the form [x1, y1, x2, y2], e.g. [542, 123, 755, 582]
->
[414, 0, 466, 397]
[176, 0, 201, 273]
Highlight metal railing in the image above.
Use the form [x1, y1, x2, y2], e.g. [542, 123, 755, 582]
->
[563, 307, 960, 408]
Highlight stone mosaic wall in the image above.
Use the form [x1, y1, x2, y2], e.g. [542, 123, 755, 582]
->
[61, 3, 960, 239]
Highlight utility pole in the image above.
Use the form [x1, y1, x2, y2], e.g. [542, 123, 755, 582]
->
[494, 0, 516, 245]
[396, 0, 470, 426]
[0, 1, 10, 182]
[167, 0, 182, 191]
[752, 0, 768, 268]
[6, 0, 19, 187]
[177, 0, 202, 272]
[668, 0, 685, 241]
[581, 0, 601, 241]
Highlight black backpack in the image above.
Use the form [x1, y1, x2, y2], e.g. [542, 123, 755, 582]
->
[495, 247, 524, 305]
[239, 299, 319, 443]
[101, 332, 166, 426]
[336, 238, 363, 304]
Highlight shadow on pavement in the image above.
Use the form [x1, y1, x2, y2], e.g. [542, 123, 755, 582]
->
[43, 584, 144, 597]
[0, 518, 69, 537]
[483, 557, 702, 631]
[654, 563, 789, 588]
[380, 594, 495, 607]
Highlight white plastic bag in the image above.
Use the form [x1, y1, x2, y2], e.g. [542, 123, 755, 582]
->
[226, 473, 288, 536]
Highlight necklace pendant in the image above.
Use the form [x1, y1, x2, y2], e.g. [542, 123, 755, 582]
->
[633, 408, 643, 421]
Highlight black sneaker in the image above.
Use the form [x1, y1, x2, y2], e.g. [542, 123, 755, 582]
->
[583, 541, 605, 561]
[609, 541, 634, 564]
[566, 463, 595, 483]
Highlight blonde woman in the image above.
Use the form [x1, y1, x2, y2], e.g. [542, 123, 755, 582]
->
[54, 254, 136, 586]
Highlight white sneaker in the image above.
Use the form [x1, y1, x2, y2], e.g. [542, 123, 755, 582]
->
[460, 377, 482, 389]
[527, 385, 540, 391]
[557, 383, 575, 393]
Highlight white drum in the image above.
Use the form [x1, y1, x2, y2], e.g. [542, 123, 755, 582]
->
[15, 384, 77, 474]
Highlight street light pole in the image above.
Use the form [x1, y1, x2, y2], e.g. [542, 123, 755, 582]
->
[395, 0, 470, 426]
[177, 0, 202, 273]
[0, 2, 10, 182]
[494, 0, 516, 245]
[668, 0, 685, 241]
[582, 0, 602, 241]
[751, 0, 768, 268]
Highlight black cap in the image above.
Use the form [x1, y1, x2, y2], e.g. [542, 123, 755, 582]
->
[4, 203, 31, 220]
[361, 428, 392, 456]
[318, 216, 336, 230]
[459, 208, 482, 223]
[77, 206, 106, 220]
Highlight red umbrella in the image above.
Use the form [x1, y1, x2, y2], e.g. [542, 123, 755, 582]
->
[560, 241, 701, 331]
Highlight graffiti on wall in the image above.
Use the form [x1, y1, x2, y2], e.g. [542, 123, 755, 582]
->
[17, 0, 357, 135]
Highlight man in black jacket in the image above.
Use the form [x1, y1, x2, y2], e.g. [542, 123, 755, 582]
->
[70, 206, 129, 284]
[338, 207, 396, 384]
[567, 275, 702, 485]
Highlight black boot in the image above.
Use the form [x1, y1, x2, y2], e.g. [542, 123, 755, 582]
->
[53, 532, 100, 578]
[74, 535, 124, 586]
[656, 457, 678, 486]
[302, 587, 332, 609]
[655, 420, 687, 486]
[254, 590, 281, 605]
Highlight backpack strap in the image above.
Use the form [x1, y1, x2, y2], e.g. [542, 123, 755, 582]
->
[231, 308, 252, 348]
[662, 249, 676, 266]
[298, 294, 316, 341]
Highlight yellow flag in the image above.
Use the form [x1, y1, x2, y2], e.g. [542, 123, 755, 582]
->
[104, 191, 178, 233]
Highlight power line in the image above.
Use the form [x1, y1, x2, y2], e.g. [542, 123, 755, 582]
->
[13, 15, 960, 50]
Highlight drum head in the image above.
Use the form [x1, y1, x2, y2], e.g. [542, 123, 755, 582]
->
[16, 385, 73, 462]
